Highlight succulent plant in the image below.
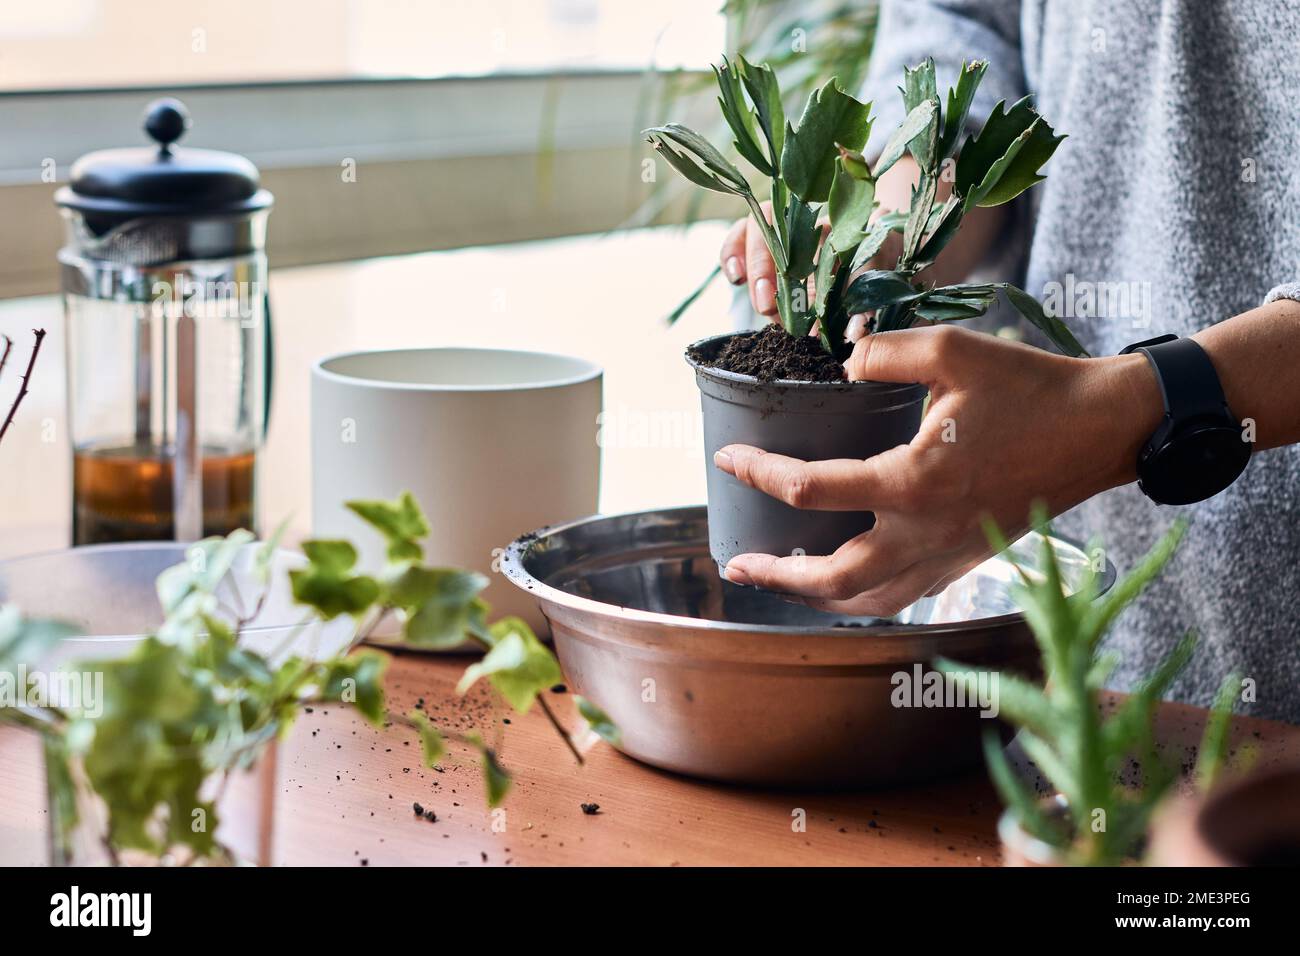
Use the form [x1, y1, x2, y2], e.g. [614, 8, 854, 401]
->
[939, 513, 1239, 866]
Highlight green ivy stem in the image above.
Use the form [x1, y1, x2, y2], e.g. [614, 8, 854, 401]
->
[387, 711, 496, 759]
[9, 492, 617, 864]
[232, 586, 269, 633]
[462, 620, 584, 765]
[535, 694, 584, 765]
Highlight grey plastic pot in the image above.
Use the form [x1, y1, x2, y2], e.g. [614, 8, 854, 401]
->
[687, 331, 927, 571]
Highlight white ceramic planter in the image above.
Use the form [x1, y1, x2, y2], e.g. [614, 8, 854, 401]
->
[311, 347, 602, 639]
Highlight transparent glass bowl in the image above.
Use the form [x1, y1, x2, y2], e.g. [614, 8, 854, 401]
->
[0, 541, 354, 865]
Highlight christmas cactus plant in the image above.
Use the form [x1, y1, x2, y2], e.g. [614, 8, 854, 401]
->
[646, 55, 1085, 361]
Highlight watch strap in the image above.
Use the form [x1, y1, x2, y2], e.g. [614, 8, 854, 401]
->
[1121, 335, 1233, 424]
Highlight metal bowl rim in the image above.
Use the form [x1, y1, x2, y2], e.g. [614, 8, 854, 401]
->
[501, 504, 1116, 639]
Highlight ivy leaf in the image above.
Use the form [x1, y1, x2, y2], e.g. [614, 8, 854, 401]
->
[828, 165, 876, 254]
[843, 270, 925, 314]
[156, 530, 255, 617]
[456, 618, 562, 713]
[939, 59, 989, 159]
[480, 745, 512, 807]
[390, 568, 488, 649]
[321, 650, 389, 726]
[408, 710, 445, 767]
[873, 99, 937, 178]
[575, 695, 621, 747]
[780, 79, 872, 203]
[713, 56, 771, 175]
[75, 638, 214, 855]
[346, 492, 429, 563]
[289, 539, 382, 620]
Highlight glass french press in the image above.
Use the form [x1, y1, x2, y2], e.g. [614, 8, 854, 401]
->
[55, 98, 273, 544]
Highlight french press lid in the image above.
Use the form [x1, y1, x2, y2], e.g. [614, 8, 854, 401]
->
[54, 98, 273, 238]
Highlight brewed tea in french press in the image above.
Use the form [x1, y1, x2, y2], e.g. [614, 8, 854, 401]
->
[55, 98, 273, 544]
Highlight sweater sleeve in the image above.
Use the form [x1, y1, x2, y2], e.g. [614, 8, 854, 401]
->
[862, 0, 1028, 158]
[1264, 283, 1300, 306]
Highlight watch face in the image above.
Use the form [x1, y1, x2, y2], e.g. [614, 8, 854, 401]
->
[1140, 422, 1251, 505]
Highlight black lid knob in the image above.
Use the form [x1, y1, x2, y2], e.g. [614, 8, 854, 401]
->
[144, 98, 190, 153]
[54, 97, 273, 238]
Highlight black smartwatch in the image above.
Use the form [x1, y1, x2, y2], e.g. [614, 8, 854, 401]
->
[1119, 334, 1250, 505]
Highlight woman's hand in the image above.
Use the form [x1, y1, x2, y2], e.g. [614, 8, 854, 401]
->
[718, 199, 779, 318]
[712, 325, 1164, 616]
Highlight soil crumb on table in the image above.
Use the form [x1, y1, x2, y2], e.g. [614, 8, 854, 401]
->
[690, 326, 846, 383]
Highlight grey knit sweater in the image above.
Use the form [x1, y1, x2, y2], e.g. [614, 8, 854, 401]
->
[861, 0, 1300, 722]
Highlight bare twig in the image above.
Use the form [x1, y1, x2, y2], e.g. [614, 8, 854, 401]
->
[0, 334, 12, 379]
[0, 328, 46, 447]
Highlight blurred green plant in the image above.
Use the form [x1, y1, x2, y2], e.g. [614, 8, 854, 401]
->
[1, 493, 618, 865]
[938, 511, 1239, 866]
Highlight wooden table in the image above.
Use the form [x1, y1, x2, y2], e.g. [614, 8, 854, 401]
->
[2, 227, 1299, 866]
[1, 652, 1296, 867]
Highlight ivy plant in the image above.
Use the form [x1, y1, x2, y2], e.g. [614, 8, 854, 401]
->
[1, 493, 619, 865]
[938, 512, 1239, 866]
[646, 56, 1084, 361]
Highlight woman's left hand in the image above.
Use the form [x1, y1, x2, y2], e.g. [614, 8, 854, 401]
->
[713, 325, 1162, 615]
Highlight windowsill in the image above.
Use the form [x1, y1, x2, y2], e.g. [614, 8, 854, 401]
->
[0, 70, 723, 297]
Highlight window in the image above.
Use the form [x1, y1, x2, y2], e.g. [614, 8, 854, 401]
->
[0, 0, 735, 298]
[0, 0, 724, 92]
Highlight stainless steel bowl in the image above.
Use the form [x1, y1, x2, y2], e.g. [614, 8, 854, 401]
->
[502, 506, 1113, 789]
